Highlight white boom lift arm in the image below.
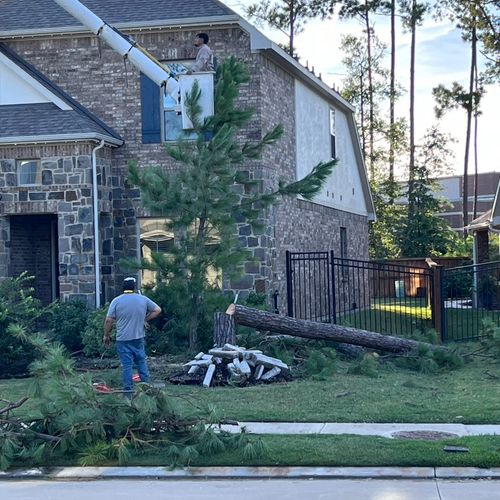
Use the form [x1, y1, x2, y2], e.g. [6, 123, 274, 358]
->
[53, 0, 180, 99]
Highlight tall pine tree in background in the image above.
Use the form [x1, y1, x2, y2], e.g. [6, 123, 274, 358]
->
[398, 127, 458, 257]
[245, 0, 335, 56]
[129, 57, 335, 348]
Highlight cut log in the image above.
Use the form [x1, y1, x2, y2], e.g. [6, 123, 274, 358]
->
[213, 312, 235, 347]
[239, 359, 252, 375]
[187, 365, 200, 375]
[254, 364, 265, 380]
[208, 349, 240, 359]
[226, 304, 446, 354]
[194, 352, 205, 360]
[251, 353, 289, 370]
[184, 359, 212, 367]
[202, 364, 216, 387]
[261, 367, 281, 380]
[224, 343, 244, 352]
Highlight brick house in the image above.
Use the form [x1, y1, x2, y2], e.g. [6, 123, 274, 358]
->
[0, 0, 375, 309]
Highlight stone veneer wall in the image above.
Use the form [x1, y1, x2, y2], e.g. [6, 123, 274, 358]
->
[0, 143, 114, 307]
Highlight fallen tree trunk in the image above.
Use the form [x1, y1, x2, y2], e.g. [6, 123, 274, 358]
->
[226, 304, 446, 354]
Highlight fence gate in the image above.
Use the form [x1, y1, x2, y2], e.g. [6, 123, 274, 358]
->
[442, 260, 500, 341]
[286, 251, 434, 338]
[286, 251, 335, 323]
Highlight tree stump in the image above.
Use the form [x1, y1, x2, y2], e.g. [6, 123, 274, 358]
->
[213, 311, 235, 347]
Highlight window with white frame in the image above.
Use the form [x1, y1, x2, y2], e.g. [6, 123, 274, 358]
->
[329, 108, 336, 159]
[139, 217, 221, 287]
[17, 159, 41, 186]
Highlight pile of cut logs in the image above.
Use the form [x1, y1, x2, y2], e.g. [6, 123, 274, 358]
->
[170, 344, 289, 387]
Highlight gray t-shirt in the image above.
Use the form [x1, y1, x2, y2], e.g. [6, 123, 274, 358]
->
[107, 293, 160, 341]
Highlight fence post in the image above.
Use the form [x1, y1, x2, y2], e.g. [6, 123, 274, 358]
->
[285, 251, 293, 317]
[426, 259, 445, 342]
[330, 250, 337, 324]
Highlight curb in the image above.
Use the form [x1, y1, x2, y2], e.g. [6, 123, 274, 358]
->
[1, 466, 499, 481]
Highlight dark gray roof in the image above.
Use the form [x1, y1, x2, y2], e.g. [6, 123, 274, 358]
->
[0, 43, 122, 144]
[0, 103, 119, 139]
[0, 0, 236, 34]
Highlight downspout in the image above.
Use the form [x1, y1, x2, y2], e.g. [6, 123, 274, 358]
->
[92, 140, 105, 309]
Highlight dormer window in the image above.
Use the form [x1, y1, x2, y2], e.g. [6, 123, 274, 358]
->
[17, 159, 41, 186]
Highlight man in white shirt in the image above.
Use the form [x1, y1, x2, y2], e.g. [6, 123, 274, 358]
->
[189, 33, 214, 73]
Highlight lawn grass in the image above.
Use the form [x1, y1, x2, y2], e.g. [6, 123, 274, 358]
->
[2, 359, 498, 424]
[16, 435, 500, 469]
[338, 297, 498, 342]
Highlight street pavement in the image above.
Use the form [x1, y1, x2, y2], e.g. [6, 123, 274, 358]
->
[1, 479, 499, 500]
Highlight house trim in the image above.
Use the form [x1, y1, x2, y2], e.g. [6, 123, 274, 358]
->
[0, 133, 123, 147]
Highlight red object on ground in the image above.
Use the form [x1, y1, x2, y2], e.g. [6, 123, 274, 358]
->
[93, 382, 112, 393]
[132, 374, 141, 382]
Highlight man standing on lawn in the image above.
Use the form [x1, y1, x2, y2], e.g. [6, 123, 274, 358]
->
[103, 277, 161, 395]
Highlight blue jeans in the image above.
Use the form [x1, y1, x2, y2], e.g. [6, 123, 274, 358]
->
[116, 339, 150, 393]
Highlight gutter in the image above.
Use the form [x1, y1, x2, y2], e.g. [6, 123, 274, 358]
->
[92, 140, 105, 309]
[0, 16, 240, 39]
[0, 134, 123, 147]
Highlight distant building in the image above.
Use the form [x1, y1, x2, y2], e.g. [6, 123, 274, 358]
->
[398, 172, 500, 232]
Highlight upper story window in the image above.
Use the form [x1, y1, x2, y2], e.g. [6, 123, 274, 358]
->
[140, 61, 214, 145]
[17, 159, 41, 186]
[329, 108, 336, 159]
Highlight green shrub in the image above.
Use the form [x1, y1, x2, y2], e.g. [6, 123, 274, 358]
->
[82, 307, 114, 358]
[0, 273, 41, 377]
[347, 353, 379, 378]
[143, 282, 232, 353]
[45, 300, 89, 352]
[304, 347, 337, 380]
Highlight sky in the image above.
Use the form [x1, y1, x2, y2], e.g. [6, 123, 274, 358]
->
[223, 0, 499, 176]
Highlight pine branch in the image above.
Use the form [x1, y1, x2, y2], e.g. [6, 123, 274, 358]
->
[0, 397, 29, 415]
[277, 159, 337, 200]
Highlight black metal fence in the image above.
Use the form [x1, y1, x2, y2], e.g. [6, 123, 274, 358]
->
[286, 251, 433, 338]
[442, 260, 500, 341]
[286, 252, 500, 342]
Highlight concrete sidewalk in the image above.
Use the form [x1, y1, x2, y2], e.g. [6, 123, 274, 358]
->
[219, 422, 500, 438]
[1, 466, 499, 481]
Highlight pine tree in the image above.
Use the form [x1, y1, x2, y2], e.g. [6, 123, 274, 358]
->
[129, 57, 336, 348]
[245, 0, 335, 56]
[398, 127, 459, 257]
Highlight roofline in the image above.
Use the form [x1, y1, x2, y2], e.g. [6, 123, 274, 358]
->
[0, 42, 123, 142]
[235, 20, 375, 219]
[0, 15, 241, 39]
[0, 133, 123, 147]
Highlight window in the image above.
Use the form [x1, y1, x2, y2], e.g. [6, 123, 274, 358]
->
[17, 159, 41, 186]
[140, 61, 215, 144]
[329, 108, 336, 159]
[340, 227, 347, 260]
[139, 218, 221, 287]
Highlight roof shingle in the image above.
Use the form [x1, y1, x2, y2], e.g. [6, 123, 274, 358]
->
[0, 0, 236, 34]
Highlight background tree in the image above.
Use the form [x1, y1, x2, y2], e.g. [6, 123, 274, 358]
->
[245, 0, 335, 56]
[398, 127, 458, 257]
[399, 0, 428, 224]
[433, 0, 496, 233]
[336, 0, 391, 177]
[129, 58, 335, 349]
